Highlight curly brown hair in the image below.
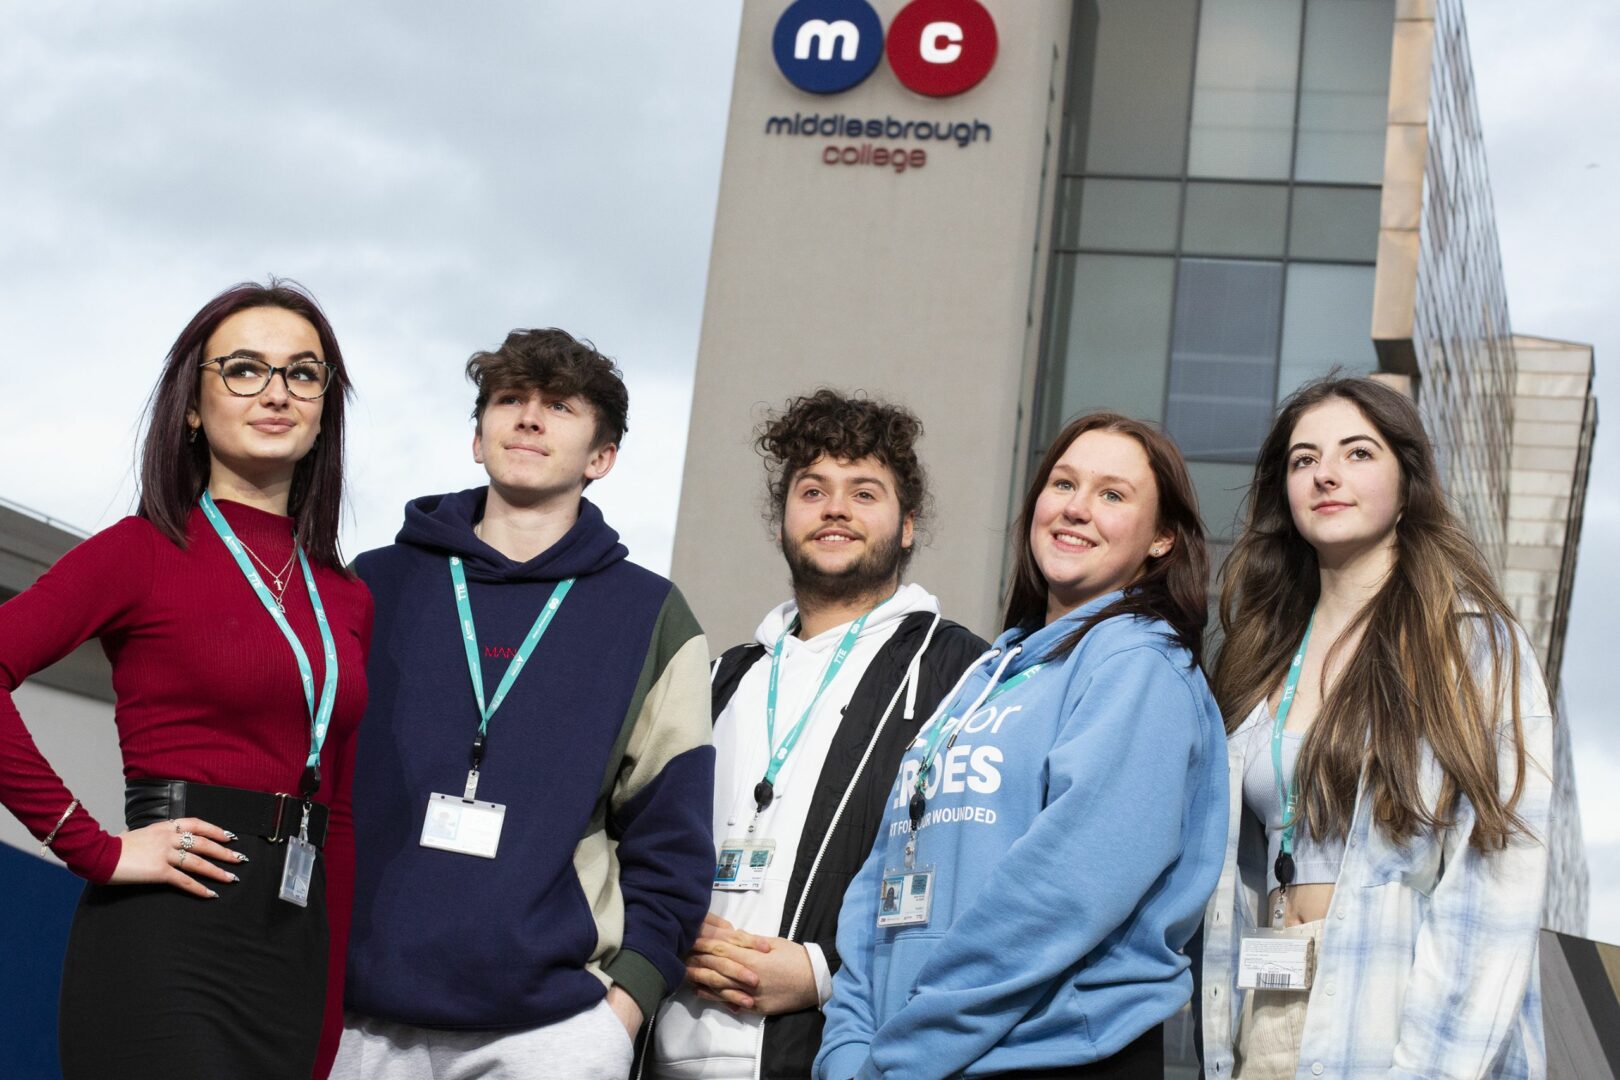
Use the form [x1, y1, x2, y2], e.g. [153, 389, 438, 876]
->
[755, 390, 929, 566]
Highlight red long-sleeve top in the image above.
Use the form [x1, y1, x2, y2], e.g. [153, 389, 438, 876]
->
[0, 500, 372, 1078]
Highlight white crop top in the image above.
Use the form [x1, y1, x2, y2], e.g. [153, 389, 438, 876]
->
[1238, 702, 1347, 896]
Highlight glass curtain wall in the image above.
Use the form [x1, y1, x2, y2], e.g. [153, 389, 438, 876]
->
[1038, 0, 1395, 541]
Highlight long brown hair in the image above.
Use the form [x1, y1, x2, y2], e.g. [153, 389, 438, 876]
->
[1004, 412, 1209, 665]
[1214, 377, 1528, 851]
[137, 280, 354, 569]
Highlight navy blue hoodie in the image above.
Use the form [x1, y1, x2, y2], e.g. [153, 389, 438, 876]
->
[345, 489, 713, 1029]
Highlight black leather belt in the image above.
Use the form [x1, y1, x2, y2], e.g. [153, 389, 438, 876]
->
[125, 779, 330, 849]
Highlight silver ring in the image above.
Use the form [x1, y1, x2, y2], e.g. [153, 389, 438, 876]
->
[177, 850, 188, 867]
[179, 832, 195, 852]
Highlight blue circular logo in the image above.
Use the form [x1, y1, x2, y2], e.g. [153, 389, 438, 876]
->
[772, 0, 885, 95]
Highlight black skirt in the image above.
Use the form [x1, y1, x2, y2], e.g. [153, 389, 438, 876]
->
[57, 832, 328, 1080]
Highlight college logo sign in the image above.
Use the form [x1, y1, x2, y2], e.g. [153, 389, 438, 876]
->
[772, 0, 998, 97]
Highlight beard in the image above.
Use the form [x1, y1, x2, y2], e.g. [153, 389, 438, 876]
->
[783, 525, 906, 609]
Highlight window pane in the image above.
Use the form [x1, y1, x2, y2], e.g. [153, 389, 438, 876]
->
[1059, 178, 1180, 250]
[1277, 264, 1378, 399]
[1182, 182, 1288, 256]
[1289, 186, 1381, 261]
[1188, 461, 1256, 541]
[1040, 254, 1175, 443]
[1165, 258, 1284, 462]
[1295, 0, 1395, 183]
[1069, 0, 1198, 176]
[1187, 0, 1302, 180]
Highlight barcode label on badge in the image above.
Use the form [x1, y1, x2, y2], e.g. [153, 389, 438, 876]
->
[1236, 930, 1314, 991]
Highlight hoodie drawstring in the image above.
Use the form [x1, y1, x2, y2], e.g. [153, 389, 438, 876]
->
[902, 613, 943, 721]
[914, 644, 1017, 745]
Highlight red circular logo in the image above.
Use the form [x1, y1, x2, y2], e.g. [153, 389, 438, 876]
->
[884, 0, 997, 97]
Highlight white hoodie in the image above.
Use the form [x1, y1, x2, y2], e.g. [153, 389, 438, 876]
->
[649, 583, 942, 1080]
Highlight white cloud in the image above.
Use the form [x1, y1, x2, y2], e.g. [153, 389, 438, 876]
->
[0, 0, 744, 581]
[1470, 0, 1620, 936]
[1569, 737, 1620, 943]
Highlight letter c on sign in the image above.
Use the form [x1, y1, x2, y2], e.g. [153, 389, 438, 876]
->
[920, 21, 963, 64]
[886, 0, 997, 97]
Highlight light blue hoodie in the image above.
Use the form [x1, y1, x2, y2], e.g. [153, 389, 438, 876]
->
[815, 593, 1228, 1080]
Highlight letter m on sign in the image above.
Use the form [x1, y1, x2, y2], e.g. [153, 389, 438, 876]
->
[796, 19, 859, 61]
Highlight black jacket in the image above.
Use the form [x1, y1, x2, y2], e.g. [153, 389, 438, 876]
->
[706, 610, 988, 1079]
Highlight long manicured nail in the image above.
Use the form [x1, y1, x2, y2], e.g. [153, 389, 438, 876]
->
[236, 852, 250, 863]
[207, 889, 219, 899]
[223, 831, 238, 841]
[229, 873, 241, 883]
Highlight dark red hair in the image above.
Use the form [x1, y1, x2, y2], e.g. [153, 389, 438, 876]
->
[136, 279, 353, 569]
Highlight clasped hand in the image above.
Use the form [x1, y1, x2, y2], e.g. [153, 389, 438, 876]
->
[684, 913, 820, 1015]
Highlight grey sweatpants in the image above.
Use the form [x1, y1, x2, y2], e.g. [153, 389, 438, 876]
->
[330, 1000, 635, 1080]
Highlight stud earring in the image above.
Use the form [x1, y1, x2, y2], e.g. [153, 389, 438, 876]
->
[188, 427, 198, 444]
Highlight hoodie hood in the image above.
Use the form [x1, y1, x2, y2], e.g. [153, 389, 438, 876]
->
[396, 487, 627, 583]
[754, 581, 940, 650]
[990, 588, 1128, 679]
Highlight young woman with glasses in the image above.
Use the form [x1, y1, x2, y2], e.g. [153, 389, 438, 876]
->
[816, 412, 1228, 1080]
[0, 281, 372, 1079]
[1200, 377, 1553, 1079]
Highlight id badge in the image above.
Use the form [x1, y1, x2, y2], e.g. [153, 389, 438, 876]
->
[1236, 928, 1315, 991]
[876, 865, 934, 928]
[713, 838, 775, 892]
[420, 792, 506, 858]
[278, 836, 317, 907]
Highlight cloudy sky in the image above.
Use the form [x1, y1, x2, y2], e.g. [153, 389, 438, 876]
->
[1468, 0, 1620, 945]
[2, 3, 1615, 940]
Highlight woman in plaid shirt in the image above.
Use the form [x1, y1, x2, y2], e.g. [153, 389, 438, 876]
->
[1200, 377, 1554, 1080]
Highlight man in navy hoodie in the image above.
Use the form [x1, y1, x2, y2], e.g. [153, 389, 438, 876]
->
[335, 329, 714, 1079]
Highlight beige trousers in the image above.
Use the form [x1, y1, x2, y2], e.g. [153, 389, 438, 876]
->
[1232, 919, 1325, 1080]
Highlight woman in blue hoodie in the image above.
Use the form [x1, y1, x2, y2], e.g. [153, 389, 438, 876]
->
[816, 412, 1229, 1080]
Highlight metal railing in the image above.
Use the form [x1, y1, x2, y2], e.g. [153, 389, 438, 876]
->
[0, 495, 90, 539]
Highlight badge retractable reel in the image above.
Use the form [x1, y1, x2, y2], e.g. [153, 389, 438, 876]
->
[200, 494, 337, 908]
[1237, 613, 1318, 992]
[421, 558, 574, 860]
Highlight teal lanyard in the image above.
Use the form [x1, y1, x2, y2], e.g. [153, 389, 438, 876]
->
[200, 494, 337, 796]
[914, 660, 1044, 798]
[449, 557, 573, 779]
[753, 603, 882, 816]
[1271, 612, 1316, 859]
[904, 652, 1044, 865]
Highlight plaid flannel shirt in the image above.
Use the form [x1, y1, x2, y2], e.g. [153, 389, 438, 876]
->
[1200, 623, 1555, 1079]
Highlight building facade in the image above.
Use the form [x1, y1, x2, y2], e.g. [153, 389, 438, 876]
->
[672, 0, 1594, 931]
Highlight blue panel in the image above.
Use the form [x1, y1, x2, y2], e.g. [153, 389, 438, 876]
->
[772, 0, 885, 94]
[0, 843, 81, 1079]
